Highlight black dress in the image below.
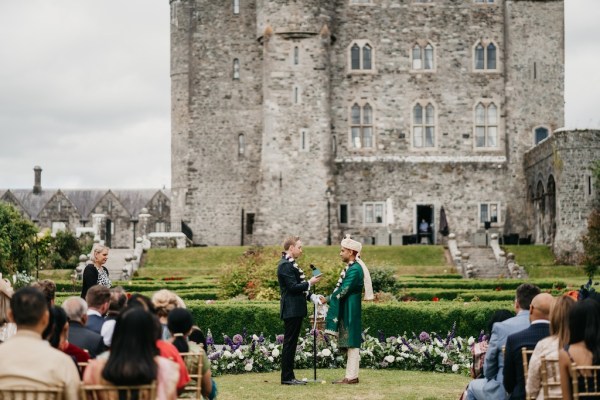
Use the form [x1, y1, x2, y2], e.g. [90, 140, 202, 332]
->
[80, 264, 111, 299]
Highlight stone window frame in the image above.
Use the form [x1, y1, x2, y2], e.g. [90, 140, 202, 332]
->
[292, 45, 300, 66]
[299, 128, 310, 152]
[533, 125, 551, 146]
[411, 100, 438, 150]
[233, 0, 240, 15]
[478, 202, 501, 227]
[233, 58, 240, 80]
[410, 40, 436, 73]
[347, 40, 376, 75]
[339, 202, 350, 226]
[238, 133, 245, 158]
[348, 99, 376, 151]
[363, 201, 386, 226]
[473, 99, 502, 150]
[472, 39, 500, 73]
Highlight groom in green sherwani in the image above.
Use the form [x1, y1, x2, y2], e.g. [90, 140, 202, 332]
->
[322, 235, 373, 384]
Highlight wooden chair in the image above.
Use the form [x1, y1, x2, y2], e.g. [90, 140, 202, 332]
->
[0, 386, 64, 400]
[178, 351, 204, 399]
[80, 382, 156, 400]
[570, 363, 600, 399]
[540, 356, 562, 399]
[521, 347, 535, 399]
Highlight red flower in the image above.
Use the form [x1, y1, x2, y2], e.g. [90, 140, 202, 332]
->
[495, 286, 502, 291]
[432, 297, 439, 302]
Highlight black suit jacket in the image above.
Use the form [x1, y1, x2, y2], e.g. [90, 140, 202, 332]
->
[68, 321, 106, 358]
[503, 322, 551, 399]
[277, 257, 311, 320]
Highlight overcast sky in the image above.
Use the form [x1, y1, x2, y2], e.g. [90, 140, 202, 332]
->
[0, 1, 598, 190]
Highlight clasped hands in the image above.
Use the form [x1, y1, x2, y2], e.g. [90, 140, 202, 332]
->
[310, 294, 328, 305]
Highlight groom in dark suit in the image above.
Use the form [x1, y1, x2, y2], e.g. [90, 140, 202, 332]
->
[503, 293, 552, 400]
[277, 236, 322, 385]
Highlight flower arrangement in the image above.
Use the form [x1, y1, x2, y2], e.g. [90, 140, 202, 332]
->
[205, 323, 473, 376]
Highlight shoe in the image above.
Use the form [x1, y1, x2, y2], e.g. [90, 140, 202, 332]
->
[332, 377, 359, 384]
[281, 379, 306, 385]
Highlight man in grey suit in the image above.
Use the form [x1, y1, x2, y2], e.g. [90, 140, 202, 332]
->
[277, 236, 322, 385]
[465, 283, 541, 400]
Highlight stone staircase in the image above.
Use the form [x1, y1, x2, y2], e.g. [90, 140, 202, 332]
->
[461, 246, 509, 279]
[104, 249, 134, 281]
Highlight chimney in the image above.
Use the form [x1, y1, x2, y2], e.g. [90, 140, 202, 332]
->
[33, 166, 42, 194]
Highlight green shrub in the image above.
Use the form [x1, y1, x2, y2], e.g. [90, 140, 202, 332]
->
[370, 268, 397, 293]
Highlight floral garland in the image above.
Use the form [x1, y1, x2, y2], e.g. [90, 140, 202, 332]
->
[283, 252, 308, 294]
[333, 261, 353, 292]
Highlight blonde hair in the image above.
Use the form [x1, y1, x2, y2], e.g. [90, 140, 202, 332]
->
[152, 289, 185, 318]
[283, 236, 300, 251]
[550, 294, 576, 348]
[90, 244, 110, 263]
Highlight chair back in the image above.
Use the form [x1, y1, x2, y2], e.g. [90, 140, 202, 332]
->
[540, 356, 562, 399]
[571, 363, 600, 399]
[521, 347, 535, 399]
[178, 351, 204, 399]
[80, 382, 156, 400]
[0, 386, 63, 400]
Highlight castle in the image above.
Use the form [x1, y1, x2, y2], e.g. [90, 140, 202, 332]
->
[169, 0, 595, 255]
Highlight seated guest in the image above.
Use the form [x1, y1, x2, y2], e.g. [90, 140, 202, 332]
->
[527, 294, 575, 400]
[504, 293, 553, 399]
[31, 279, 56, 306]
[85, 284, 111, 334]
[100, 286, 128, 347]
[152, 289, 186, 340]
[559, 298, 600, 400]
[0, 287, 80, 400]
[62, 296, 105, 358]
[0, 278, 16, 343]
[84, 307, 180, 400]
[168, 308, 215, 399]
[465, 283, 541, 400]
[471, 309, 514, 379]
[48, 305, 90, 376]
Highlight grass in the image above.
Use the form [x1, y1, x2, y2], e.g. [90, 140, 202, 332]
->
[213, 368, 470, 400]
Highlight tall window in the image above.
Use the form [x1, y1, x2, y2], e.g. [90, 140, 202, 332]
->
[474, 0, 494, 3]
[350, 41, 373, 71]
[300, 129, 309, 151]
[351, 0, 371, 3]
[351, 103, 373, 149]
[233, 59, 240, 80]
[364, 202, 385, 225]
[233, 0, 240, 15]
[339, 203, 349, 225]
[155, 222, 167, 232]
[480, 203, 500, 224]
[413, 103, 435, 147]
[238, 133, 245, 157]
[534, 127, 549, 144]
[474, 41, 497, 70]
[293, 46, 299, 65]
[475, 102, 498, 147]
[412, 43, 434, 70]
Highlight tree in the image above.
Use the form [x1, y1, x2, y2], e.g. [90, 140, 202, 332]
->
[582, 160, 600, 278]
[0, 202, 38, 277]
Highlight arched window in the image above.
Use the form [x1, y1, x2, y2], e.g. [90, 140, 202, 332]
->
[475, 102, 498, 147]
[412, 42, 434, 70]
[534, 127, 549, 144]
[233, 58, 240, 80]
[413, 102, 435, 147]
[349, 41, 374, 71]
[350, 103, 373, 149]
[238, 134, 245, 157]
[474, 41, 498, 70]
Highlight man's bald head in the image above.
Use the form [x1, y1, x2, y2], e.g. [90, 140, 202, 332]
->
[530, 293, 553, 321]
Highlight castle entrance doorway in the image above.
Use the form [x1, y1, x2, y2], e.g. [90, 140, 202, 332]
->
[416, 204, 434, 244]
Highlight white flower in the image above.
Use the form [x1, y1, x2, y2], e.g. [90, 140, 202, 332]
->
[244, 363, 253, 371]
[452, 364, 459, 372]
[268, 356, 274, 362]
[401, 345, 409, 352]
[468, 337, 475, 346]
[272, 348, 280, 357]
[223, 350, 232, 359]
[396, 356, 403, 362]
[252, 334, 259, 341]
[384, 355, 395, 363]
[400, 352, 408, 358]
[435, 338, 443, 347]
[322, 348, 332, 357]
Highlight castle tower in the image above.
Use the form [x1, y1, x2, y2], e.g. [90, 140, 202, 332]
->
[253, 1, 336, 245]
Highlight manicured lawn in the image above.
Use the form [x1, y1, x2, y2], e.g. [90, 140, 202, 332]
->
[214, 368, 469, 400]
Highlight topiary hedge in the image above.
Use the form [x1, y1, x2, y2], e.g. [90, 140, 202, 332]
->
[185, 300, 513, 341]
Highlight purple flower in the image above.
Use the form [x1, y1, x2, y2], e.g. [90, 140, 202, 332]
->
[224, 335, 234, 347]
[251, 341, 256, 352]
[378, 330, 385, 343]
[206, 335, 214, 346]
[477, 329, 485, 343]
[419, 332, 430, 342]
[258, 334, 265, 343]
[401, 337, 414, 352]
[209, 351, 221, 361]
[324, 334, 330, 344]
[445, 322, 456, 347]
[233, 334, 244, 345]
[276, 334, 284, 344]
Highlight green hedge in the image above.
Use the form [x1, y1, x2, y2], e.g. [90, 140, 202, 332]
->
[185, 300, 513, 341]
[394, 279, 566, 290]
[395, 288, 567, 302]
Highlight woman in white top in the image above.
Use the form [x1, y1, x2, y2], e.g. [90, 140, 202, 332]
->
[0, 278, 16, 343]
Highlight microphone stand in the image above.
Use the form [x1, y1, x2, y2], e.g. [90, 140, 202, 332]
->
[313, 286, 318, 382]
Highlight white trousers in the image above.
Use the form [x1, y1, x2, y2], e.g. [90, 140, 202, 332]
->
[346, 348, 360, 379]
